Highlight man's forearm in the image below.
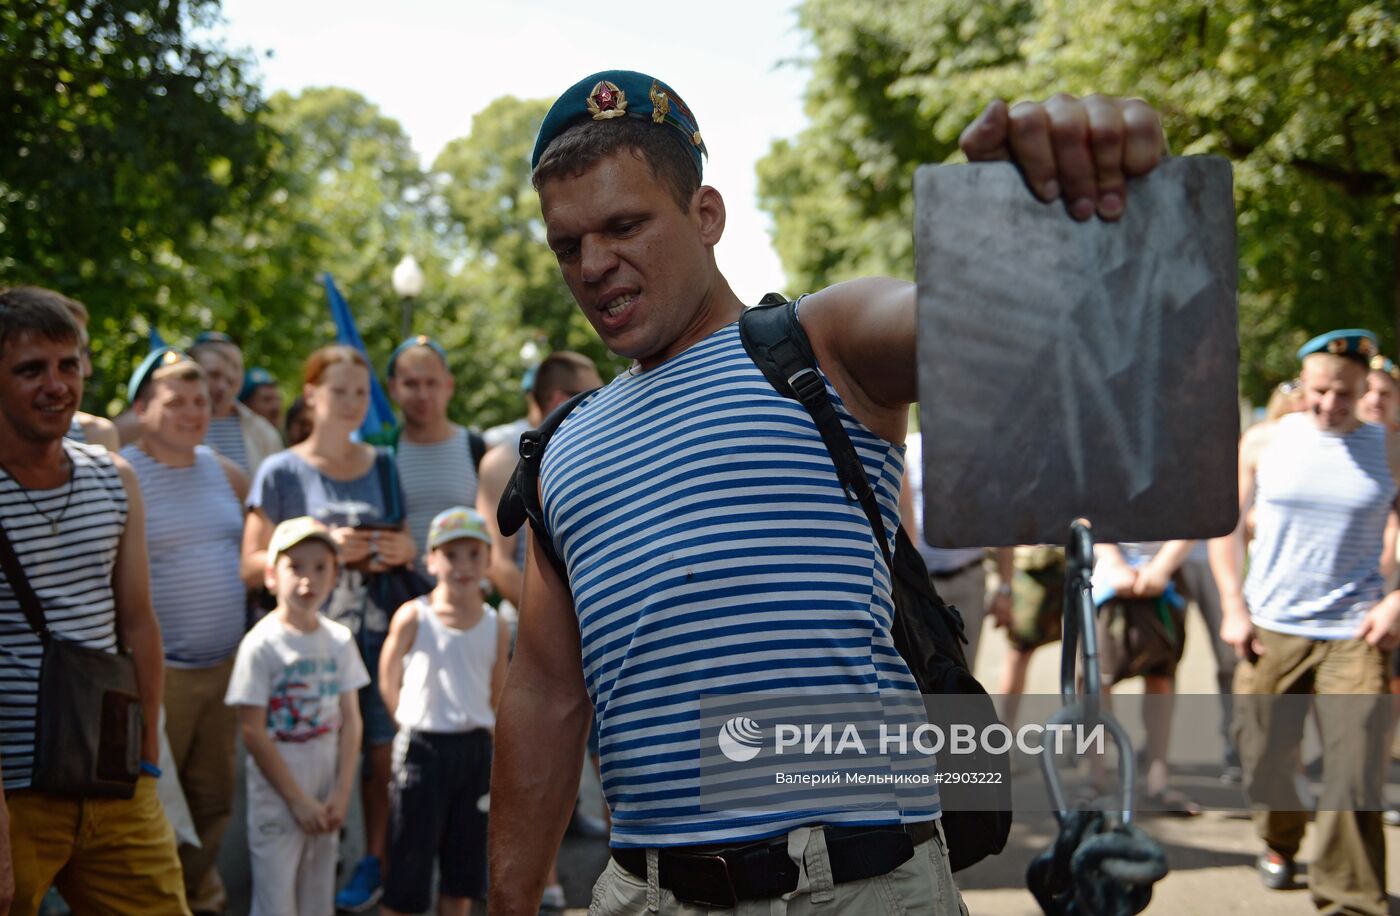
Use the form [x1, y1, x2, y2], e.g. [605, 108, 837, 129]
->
[1207, 534, 1246, 611]
[120, 611, 164, 762]
[489, 678, 590, 914]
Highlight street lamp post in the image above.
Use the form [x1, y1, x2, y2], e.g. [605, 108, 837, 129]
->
[392, 254, 425, 340]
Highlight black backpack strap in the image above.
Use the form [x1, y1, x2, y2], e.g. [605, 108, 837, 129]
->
[739, 296, 895, 570]
[497, 389, 596, 583]
[373, 448, 405, 524]
[467, 429, 487, 470]
[0, 520, 50, 642]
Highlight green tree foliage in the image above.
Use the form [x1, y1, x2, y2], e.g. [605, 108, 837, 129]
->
[2, 2, 615, 423]
[760, 0, 1399, 401]
[0, 0, 272, 409]
[432, 96, 626, 423]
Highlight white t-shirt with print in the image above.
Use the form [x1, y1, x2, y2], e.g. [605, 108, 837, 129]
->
[225, 613, 369, 742]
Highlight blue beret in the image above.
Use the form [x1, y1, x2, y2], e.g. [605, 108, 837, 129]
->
[191, 331, 237, 348]
[387, 335, 449, 378]
[1296, 329, 1378, 362]
[128, 347, 194, 401]
[532, 70, 708, 179]
[239, 367, 277, 402]
[1371, 355, 1400, 381]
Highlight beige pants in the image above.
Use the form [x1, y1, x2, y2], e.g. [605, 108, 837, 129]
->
[247, 736, 340, 916]
[588, 821, 967, 916]
[164, 658, 237, 912]
[1234, 628, 1389, 916]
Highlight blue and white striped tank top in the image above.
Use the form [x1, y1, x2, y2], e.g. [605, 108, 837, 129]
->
[121, 445, 246, 666]
[0, 442, 128, 789]
[1245, 413, 1396, 638]
[204, 413, 248, 473]
[541, 321, 938, 847]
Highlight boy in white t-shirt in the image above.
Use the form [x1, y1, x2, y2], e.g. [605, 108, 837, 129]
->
[225, 516, 370, 916]
[377, 507, 510, 915]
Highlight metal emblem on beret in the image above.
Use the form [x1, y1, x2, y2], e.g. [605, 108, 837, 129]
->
[587, 81, 628, 120]
[161, 350, 183, 365]
[1328, 338, 1346, 354]
[1358, 338, 1377, 357]
[691, 131, 703, 147]
[649, 80, 669, 124]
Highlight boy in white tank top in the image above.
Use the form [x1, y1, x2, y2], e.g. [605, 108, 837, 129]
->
[377, 507, 510, 916]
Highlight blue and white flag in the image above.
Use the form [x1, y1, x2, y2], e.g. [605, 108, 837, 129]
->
[323, 274, 397, 442]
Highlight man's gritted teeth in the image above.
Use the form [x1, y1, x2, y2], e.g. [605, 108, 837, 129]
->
[600, 292, 636, 318]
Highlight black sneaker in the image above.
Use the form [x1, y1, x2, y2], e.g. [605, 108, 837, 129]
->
[1257, 850, 1296, 890]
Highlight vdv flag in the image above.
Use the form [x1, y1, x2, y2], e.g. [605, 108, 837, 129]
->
[324, 274, 397, 441]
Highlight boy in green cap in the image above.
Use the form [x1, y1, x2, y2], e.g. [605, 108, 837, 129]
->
[377, 506, 509, 916]
[225, 516, 369, 916]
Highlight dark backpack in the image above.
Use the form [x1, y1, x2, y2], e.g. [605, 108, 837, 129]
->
[498, 295, 1011, 871]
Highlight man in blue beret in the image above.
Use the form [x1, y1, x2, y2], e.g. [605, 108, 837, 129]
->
[239, 366, 284, 432]
[1212, 329, 1400, 914]
[491, 70, 1167, 915]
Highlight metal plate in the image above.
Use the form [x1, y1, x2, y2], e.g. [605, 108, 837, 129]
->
[915, 157, 1239, 548]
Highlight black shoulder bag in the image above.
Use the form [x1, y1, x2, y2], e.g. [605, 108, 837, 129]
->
[739, 295, 1011, 871]
[0, 521, 142, 798]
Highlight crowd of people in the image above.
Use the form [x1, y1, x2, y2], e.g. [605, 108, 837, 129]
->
[0, 65, 1395, 916]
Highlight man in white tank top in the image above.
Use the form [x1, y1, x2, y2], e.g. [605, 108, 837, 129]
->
[124, 348, 250, 913]
[1211, 329, 1400, 914]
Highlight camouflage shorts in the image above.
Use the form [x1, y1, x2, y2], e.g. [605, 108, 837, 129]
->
[1009, 558, 1065, 652]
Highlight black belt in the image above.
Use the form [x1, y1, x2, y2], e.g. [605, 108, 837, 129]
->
[612, 821, 936, 908]
[930, 559, 982, 579]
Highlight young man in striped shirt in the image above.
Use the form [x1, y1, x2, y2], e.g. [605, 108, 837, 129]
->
[386, 337, 481, 569]
[487, 71, 1165, 916]
[0, 286, 187, 913]
[1213, 329, 1400, 915]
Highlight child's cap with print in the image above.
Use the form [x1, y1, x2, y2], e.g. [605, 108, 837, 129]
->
[427, 506, 492, 552]
[267, 516, 339, 567]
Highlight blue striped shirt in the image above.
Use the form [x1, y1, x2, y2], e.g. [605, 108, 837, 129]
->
[1246, 413, 1396, 638]
[204, 413, 248, 473]
[121, 445, 246, 666]
[541, 321, 937, 847]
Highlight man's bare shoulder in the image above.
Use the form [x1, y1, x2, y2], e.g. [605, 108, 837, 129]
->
[76, 412, 120, 451]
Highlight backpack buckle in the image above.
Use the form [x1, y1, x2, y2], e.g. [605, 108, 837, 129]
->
[786, 368, 824, 405]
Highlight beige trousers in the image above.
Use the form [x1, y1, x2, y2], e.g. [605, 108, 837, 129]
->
[588, 821, 967, 916]
[164, 658, 237, 913]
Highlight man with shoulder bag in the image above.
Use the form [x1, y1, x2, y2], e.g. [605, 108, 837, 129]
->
[0, 287, 188, 915]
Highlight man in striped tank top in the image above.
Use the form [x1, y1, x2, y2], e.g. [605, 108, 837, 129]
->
[123, 347, 250, 914]
[1212, 329, 1400, 915]
[489, 72, 1167, 915]
[0, 287, 188, 913]
[386, 337, 484, 568]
